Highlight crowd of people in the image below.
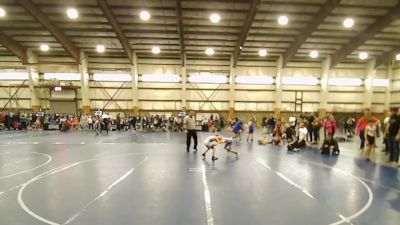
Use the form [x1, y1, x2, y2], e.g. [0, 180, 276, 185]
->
[1, 107, 399, 166]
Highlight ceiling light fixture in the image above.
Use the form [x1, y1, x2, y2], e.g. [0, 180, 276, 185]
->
[359, 52, 368, 60]
[310, 50, 319, 58]
[67, 8, 79, 19]
[209, 13, 221, 23]
[278, 15, 289, 26]
[205, 48, 214, 56]
[140, 10, 151, 21]
[152, 46, 161, 54]
[96, 45, 105, 53]
[0, 7, 6, 17]
[40, 44, 49, 52]
[343, 18, 354, 28]
[259, 49, 267, 57]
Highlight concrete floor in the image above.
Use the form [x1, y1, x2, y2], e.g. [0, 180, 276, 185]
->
[0, 130, 399, 225]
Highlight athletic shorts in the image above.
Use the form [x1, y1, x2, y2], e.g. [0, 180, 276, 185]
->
[205, 141, 218, 149]
[367, 135, 375, 146]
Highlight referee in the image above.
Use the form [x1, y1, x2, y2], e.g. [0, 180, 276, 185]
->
[184, 111, 198, 152]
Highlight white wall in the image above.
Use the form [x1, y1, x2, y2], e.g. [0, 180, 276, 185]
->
[0, 57, 394, 114]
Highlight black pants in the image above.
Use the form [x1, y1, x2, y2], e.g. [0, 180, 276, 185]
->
[288, 139, 306, 150]
[186, 130, 198, 150]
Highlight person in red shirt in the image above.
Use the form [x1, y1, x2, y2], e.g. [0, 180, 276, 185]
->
[325, 114, 337, 137]
[356, 109, 379, 150]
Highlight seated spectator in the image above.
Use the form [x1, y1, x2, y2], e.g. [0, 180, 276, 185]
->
[282, 123, 295, 143]
[320, 134, 340, 155]
[258, 135, 270, 145]
[287, 122, 308, 151]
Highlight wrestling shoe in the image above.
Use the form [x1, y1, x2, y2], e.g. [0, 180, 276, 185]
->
[211, 156, 218, 161]
[202, 153, 206, 158]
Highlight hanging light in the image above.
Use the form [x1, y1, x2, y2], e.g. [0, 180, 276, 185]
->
[209, 13, 221, 23]
[152, 46, 161, 54]
[278, 15, 289, 25]
[259, 49, 267, 57]
[205, 48, 215, 56]
[309, 50, 319, 58]
[67, 8, 79, 19]
[40, 44, 49, 52]
[343, 18, 354, 28]
[359, 52, 368, 60]
[140, 10, 151, 21]
[96, 45, 105, 53]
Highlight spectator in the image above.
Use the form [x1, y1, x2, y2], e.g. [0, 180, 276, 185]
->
[356, 109, 379, 150]
[321, 134, 340, 155]
[288, 122, 308, 151]
[325, 114, 337, 137]
[385, 108, 399, 165]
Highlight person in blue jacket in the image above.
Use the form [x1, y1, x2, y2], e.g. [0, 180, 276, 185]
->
[233, 119, 245, 141]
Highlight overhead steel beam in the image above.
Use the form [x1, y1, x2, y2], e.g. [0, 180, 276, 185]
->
[232, 0, 261, 67]
[16, 0, 81, 62]
[98, 0, 133, 62]
[0, 31, 27, 63]
[176, 0, 186, 66]
[282, 0, 341, 67]
[375, 48, 400, 68]
[330, 2, 400, 68]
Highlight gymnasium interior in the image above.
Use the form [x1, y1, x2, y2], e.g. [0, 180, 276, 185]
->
[0, 0, 399, 224]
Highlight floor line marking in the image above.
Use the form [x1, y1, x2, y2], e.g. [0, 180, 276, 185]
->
[258, 160, 351, 224]
[258, 158, 373, 225]
[18, 153, 150, 225]
[201, 163, 214, 225]
[0, 152, 52, 180]
[93, 152, 109, 158]
[63, 157, 148, 225]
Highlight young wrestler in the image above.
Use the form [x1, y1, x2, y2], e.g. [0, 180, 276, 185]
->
[222, 136, 239, 158]
[202, 135, 224, 161]
[232, 119, 244, 141]
[247, 118, 255, 142]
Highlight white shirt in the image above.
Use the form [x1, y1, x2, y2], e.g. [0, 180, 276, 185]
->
[184, 116, 196, 130]
[298, 127, 308, 141]
[289, 117, 296, 126]
[367, 125, 377, 137]
[205, 136, 218, 144]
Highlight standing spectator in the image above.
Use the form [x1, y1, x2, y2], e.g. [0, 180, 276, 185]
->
[356, 109, 379, 151]
[88, 115, 93, 130]
[116, 113, 121, 131]
[312, 116, 321, 144]
[247, 118, 255, 142]
[168, 115, 174, 131]
[385, 108, 399, 165]
[364, 119, 378, 161]
[184, 111, 198, 152]
[325, 114, 337, 137]
[382, 112, 390, 154]
[289, 115, 297, 130]
[306, 113, 315, 143]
